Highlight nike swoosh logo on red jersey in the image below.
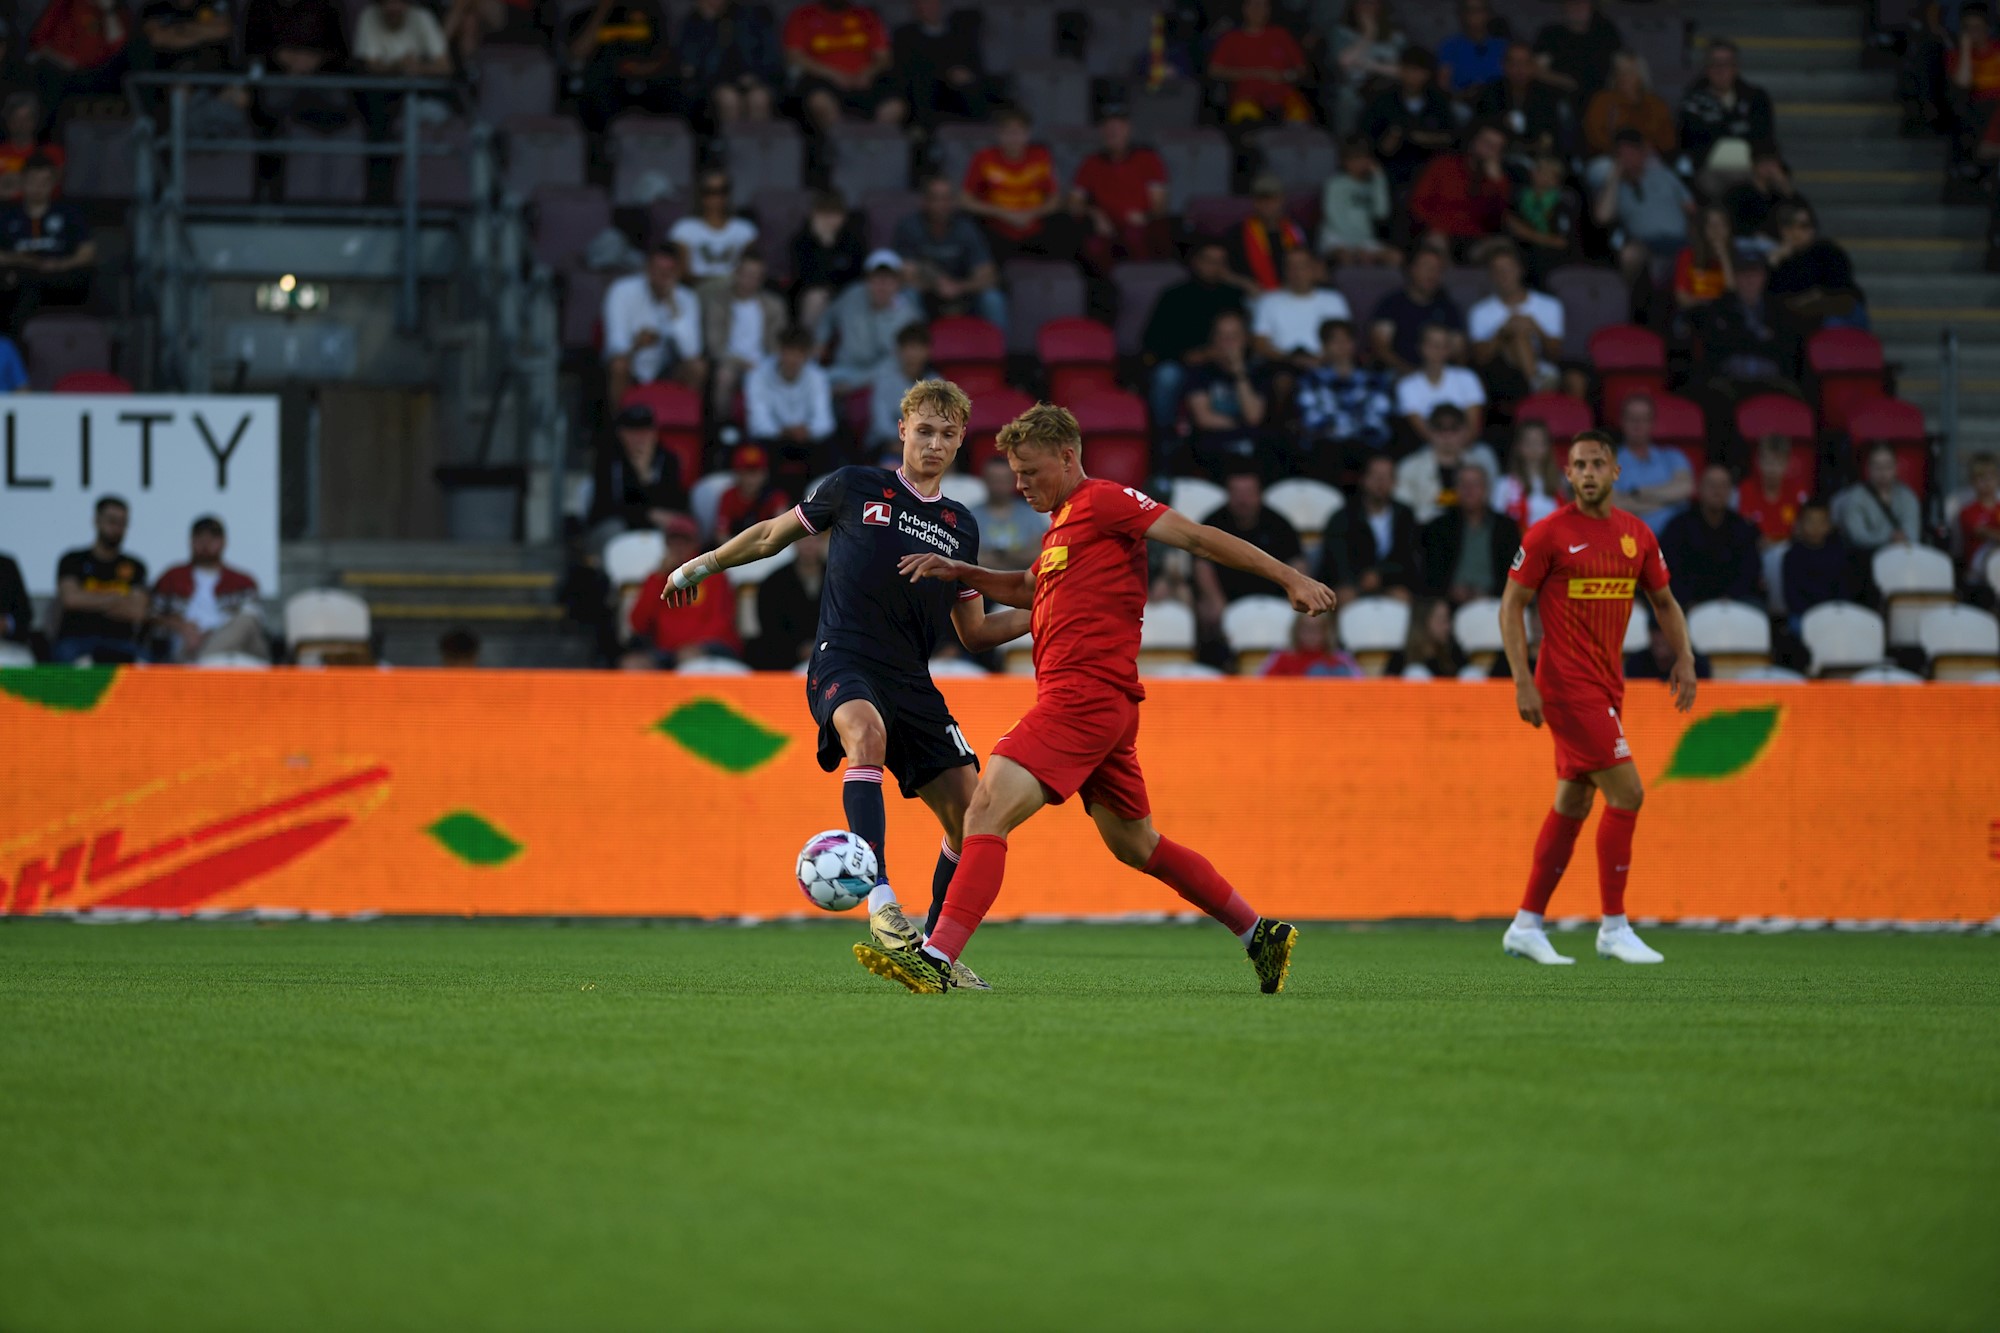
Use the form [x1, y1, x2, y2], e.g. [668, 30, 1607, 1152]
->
[1568, 543, 1589, 553]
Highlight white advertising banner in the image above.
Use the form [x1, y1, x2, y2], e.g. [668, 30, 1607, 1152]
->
[0, 396, 280, 597]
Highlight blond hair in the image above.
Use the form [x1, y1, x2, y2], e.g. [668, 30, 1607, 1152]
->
[899, 378, 973, 427]
[995, 402, 1081, 456]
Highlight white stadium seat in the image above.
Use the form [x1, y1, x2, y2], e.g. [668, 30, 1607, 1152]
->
[1871, 544, 1956, 647]
[284, 589, 372, 664]
[676, 656, 751, 675]
[938, 472, 990, 509]
[1139, 660, 1224, 679]
[1263, 478, 1343, 535]
[688, 471, 736, 539]
[1622, 605, 1650, 654]
[1687, 600, 1773, 678]
[1988, 547, 2000, 595]
[1918, 605, 2000, 680]
[730, 543, 796, 586]
[1452, 598, 1504, 668]
[1735, 665, 1807, 684]
[0, 641, 34, 667]
[1139, 599, 1196, 665]
[1221, 595, 1295, 672]
[1169, 477, 1224, 521]
[1851, 664, 1925, 684]
[928, 656, 989, 677]
[192, 653, 271, 669]
[604, 530, 665, 591]
[1337, 596, 1409, 675]
[1800, 602, 1886, 677]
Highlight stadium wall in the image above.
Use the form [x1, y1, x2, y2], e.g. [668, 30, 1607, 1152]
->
[1, 668, 1995, 922]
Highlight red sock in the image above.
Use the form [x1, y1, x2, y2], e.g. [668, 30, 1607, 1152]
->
[1143, 837, 1258, 936]
[1597, 806, 1638, 918]
[1520, 809, 1586, 914]
[926, 833, 1007, 962]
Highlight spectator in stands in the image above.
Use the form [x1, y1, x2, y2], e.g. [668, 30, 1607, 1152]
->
[1194, 467, 1308, 634]
[891, 0, 984, 130]
[354, 0, 450, 201]
[241, 0, 351, 152]
[790, 189, 866, 333]
[1765, 204, 1863, 342]
[677, 0, 781, 128]
[714, 441, 794, 537]
[1258, 613, 1362, 677]
[1182, 311, 1274, 478]
[0, 155, 96, 333]
[745, 326, 837, 469]
[1673, 206, 1735, 326]
[443, 0, 541, 64]
[1475, 41, 1568, 161]
[1318, 135, 1393, 265]
[603, 241, 706, 406]
[1325, 452, 1419, 603]
[1466, 244, 1561, 408]
[867, 322, 934, 458]
[1395, 402, 1499, 522]
[815, 248, 920, 392]
[1612, 394, 1692, 533]
[895, 175, 1005, 327]
[782, 0, 903, 132]
[961, 108, 1073, 266]
[1781, 501, 1850, 633]
[1141, 240, 1246, 435]
[1421, 462, 1518, 604]
[626, 515, 740, 667]
[584, 401, 690, 548]
[132, 0, 232, 85]
[1582, 48, 1674, 171]
[1252, 249, 1351, 364]
[1208, 0, 1311, 125]
[439, 626, 480, 666]
[1495, 418, 1563, 526]
[1832, 443, 1922, 555]
[0, 548, 36, 657]
[1370, 246, 1463, 374]
[1410, 121, 1513, 261]
[1320, 0, 1404, 138]
[1661, 464, 1761, 608]
[1363, 45, 1454, 190]
[569, 0, 677, 137]
[1738, 433, 1809, 547]
[1530, 0, 1622, 104]
[705, 252, 784, 419]
[28, 0, 132, 111]
[746, 529, 826, 669]
[1690, 252, 1794, 389]
[1951, 5, 2000, 155]
[1679, 38, 1775, 181]
[1723, 144, 1804, 249]
[671, 171, 760, 301]
[1504, 152, 1576, 285]
[150, 516, 270, 663]
[970, 451, 1048, 571]
[1385, 595, 1467, 676]
[1592, 128, 1693, 291]
[1226, 173, 1309, 294]
[1072, 105, 1172, 273]
[52, 495, 151, 665]
[0, 94, 60, 203]
[1396, 326, 1486, 448]
[1438, 0, 1509, 97]
[1956, 451, 2000, 579]
[1294, 318, 1392, 477]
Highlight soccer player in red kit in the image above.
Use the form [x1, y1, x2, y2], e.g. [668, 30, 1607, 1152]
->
[857, 403, 1338, 994]
[1499, 429, 1696, 966]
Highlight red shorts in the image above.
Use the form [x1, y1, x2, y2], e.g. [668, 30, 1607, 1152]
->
[990, 689, 1151, 820]
[1543, 697, 1634, 780]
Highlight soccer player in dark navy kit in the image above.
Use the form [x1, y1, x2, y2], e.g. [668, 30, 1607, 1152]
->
[661, 379, 1028, 988]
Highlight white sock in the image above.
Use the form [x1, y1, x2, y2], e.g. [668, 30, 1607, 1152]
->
[1236, 922, 1259, 946]
[1601, 913, 1628, 932]
[921, 943, 951, 965]
[866, 883, 897, 913]
[1513, 909, 1545, 930]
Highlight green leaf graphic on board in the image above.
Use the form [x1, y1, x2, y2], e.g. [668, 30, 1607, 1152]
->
[427, 811, 523, 867]
[1659, 706, 1781, 783]
[654, 698, 789, 773]
[0, 666, 118, 712]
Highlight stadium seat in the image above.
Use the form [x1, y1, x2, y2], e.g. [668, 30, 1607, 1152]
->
[1139, 599, 1197, 666]
[560, 267, 618, 351]
[187, 652, 266, 670]
[1153, 129, 1231, 213]
[1850, 664, 1925, 684]
[1140, 659, 1224, 679]
[966, 388, 1038, 462]
[1589, 325, 1667, 422]
[1735, 665, 1808, 683]
[928, 656, 990, 677]
[605, 531, 665, 591]
[1112, 261, 1186, 356]
[1001, 628, 1035, 674]
[1012, 60, 1091, 128]
[1989, 547, 2000, 597]
[1687, 600, 1773, 678]
[1248, 125, 1339, 196]
[1038, 317, 1119, 401]
[1872, 544, 1956, 647]
[1547, 265, 1630, 352]
[931, 125, 990, 197]
[621, 382, 704, 489]
[689, 471, 736, 539]
[1442, 265, 1493, 315]
[1622, 605, 1650, 654]
[1264, 478, 1343, 568]
[0, 641, 34, 667]
[1183, 193, 1255, 239]
[861, 189, 921, 251]
[1334, 267, 1403, 331]
[1129, 81, 1200, 137]
[1918, 604, 2000, 679]
[610, 115, 695, 208]
[678, 656, 752, 675]
[938, 472, 989, 508]
[828, 121, 910, 204]
[1452, 597, 1504, 670]
[530, 185, 612, 270]
[23, 314, 112, 391]
[1808, 327, 1888, 437]
[502, 116, 584, 198]
[396, 119, 476, 206]
[52, 370, 131, 393]
[184, 148, 256, 203]
[285, 121, 366, 204]
[284, 589, 372, 665]
[1337, 597, 1410, 675]
[1044, 126, 1100, 195]
[1081, 4, 1154, 77]
[1849, 397, 1931, 497]
[931, 316, 1008, 396]
[1516, 392, 1594, 446]
[721, 122, 805, 207]
[474, 45, 555, 124]
[1169, 476, 1225, 521]
[61, 116, 137, 203]
[1004, 261, 1087, 356]
[1222, 595, 1295, 673]
[1734, 394, 1814, 449]
[748, 188, 811, 284]
[1800, 602, 1886, 677]
[1070, 392, 1150, 488]
[981, 0, 1057, 67]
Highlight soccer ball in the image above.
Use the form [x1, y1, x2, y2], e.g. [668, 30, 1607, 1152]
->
[796, 829, 878, 912]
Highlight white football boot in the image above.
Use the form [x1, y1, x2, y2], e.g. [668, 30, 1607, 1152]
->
[1596, 921, 1665, 964]
[1502, 923, 1575, 965]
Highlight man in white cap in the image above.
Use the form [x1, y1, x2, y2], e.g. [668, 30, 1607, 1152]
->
[814, 247, 923, 393]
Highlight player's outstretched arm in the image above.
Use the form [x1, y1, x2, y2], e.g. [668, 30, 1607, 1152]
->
[1499, 578, 1541, 727]
[897, 553, 1036, 609]
[1645, 584, 1699, 713]
[660, 510, 808, 606]
[951, 599, 1032, 653]
[1147, 509, 1337, 616]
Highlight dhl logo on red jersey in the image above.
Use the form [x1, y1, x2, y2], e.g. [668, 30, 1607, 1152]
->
[1039, 545, 1068, 573]
[1568, 577, 1637, 600]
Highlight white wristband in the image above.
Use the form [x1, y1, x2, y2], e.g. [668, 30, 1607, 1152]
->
[670, 556, 717, 592]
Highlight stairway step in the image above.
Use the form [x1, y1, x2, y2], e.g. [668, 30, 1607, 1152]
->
[1812, 205, 1985, 238]
[1758, 68, 1891, 100]
[1787, 139, 1947, 171]
[1693, 7, 1862, 40]
[1847, 238, 1989, 275]
[1776, 102, 1903, 139]
[1796, 169, 1945, 207]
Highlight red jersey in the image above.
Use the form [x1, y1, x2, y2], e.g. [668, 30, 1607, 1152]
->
[782, 1, 886, 77]
[1960, 496, 2000, 558]
[964, 145, 1056, 239]
[1029, 477, 1166, 701]
[1508, 503, 1669, 706]
[716, 484, 792, 539]
[1208, 25, 1306, 109]
[630, 569, 741, 656]
[1970, 38, 2000, 101]
[1072, 148, 1166, 223]
[1737, 478, 1808, 543]
[1409, 153, 1512, 240]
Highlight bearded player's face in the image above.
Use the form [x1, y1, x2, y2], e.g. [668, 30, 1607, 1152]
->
[899, 410, 964, 481]
[1566, 442, 1617, 506]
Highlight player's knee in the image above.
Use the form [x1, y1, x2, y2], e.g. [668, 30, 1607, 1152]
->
[1611, 785, 1645, 813]
[837, 720, 886, 764]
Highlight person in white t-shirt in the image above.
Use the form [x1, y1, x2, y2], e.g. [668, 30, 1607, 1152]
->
[1394, 323, 1486, 448]
[670, 169, 761, 294]
[744, 326, 837, 470]
[1464, 245, 1563, 409]
[354, 0, 452, 200]
[603, 241, 707, 404]
[1250, 248, 1352, 363]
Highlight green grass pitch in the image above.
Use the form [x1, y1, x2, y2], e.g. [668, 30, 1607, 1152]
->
[2, 921, 1995, 1332]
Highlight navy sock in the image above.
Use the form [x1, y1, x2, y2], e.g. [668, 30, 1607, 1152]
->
[925, 838, 961, 936]
[842, 766, 887, 883]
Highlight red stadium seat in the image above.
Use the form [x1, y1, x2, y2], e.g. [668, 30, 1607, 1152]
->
[1807, 327, 1888, 437]
[53, 370, 132, 393]
[1515, 392, 1594, 446]
[622, 382, 704, 490]
[930, 316, 1008, 396]
[1849, 396, 1931, 495]
[1588, 324, 1667, 421]
[1069, 390, 1151, 488]
[1735, 393, 1814, 447]
[1037, 317, 1119, 402]
[965, 388, 1037, 466]
[1647, 392, 1711, 477]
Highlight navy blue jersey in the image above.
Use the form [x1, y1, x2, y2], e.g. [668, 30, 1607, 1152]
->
[794, 466, 981, 672]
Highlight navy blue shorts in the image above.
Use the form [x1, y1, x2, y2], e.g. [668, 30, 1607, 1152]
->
[806, 647, 977, 798]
